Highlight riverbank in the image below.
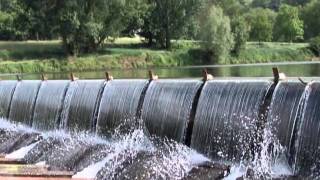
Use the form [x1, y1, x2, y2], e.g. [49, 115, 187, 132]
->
[0, 39, 316, 74]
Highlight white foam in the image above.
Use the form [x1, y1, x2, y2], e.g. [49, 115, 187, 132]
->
[6, 142, 39, 159]
[0, 118, 38, 133]
[271, 162, 293, 177]
[189, 151, 211, 165]
[35, 161, 46, 166]
[224, 165, 246, 180]
[72, 155, 112, 179]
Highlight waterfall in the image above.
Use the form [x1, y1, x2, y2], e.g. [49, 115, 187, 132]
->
[0, 78, 318, 179]
[0, 81, 17, 118]
[96, 80, 148, 136]
[267, 81, 305, 161]
[8, 80, 41, 125]
[32, 80, 69, 131]
[141, 80, 202, 143]
[293, 82, 320, 177]
[59, 80, 105, 132]
[191, 80, 272, 163]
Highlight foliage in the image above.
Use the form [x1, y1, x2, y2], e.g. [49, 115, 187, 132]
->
[0, 40, 315, 74]
[309, 36, 320, 57]
[0, 0, 319, 61]
[57, 0, 129, 56]
[121, 0, 150, 36]
[301, 0, 320, 40]
[273, 4, 304, 42]
[141, 0, 204, 49]
[245, 8, 276, 42]
[232, 16, 250, 56]
[198, 5, 234, 63]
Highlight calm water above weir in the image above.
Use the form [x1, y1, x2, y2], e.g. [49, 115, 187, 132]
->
[1, 61, 320, 80]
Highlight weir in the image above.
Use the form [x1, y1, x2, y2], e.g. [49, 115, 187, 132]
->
[141, 80, 203, 143]
[96, 79, 148, 136]
[0, 80, 17, 118]
[293, 82, 320, 177]
[0, 72, 318, 179]
[33, 80, 69, 131]
[60, 80, 105, 132]
[8, 80, 41, 126]
[190, 80, 273, 163]
[267, 81, 305, 163]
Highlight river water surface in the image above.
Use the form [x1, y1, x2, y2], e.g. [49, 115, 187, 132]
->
[1, 61, 320, 80]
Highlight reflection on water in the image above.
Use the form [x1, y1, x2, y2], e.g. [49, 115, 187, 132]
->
[1, 62, 320, 80]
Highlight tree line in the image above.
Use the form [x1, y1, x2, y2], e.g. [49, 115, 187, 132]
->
[0, 0, 319, 61]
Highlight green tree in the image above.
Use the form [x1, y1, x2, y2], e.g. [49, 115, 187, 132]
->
[0, 11, 16, 40]
[0, 0, 28, 40]
[309, 36, 320, 57]
[232, 16, 250, 56]
[142, 0, 204, 49]
[284, 0, 311, 6]
[273, 4, 304, 42]
[251, 0, 283, 10]
[302, 0, 320, 40]
[245, 8, 276, 42]
[198, 5, 234, 63]
[17, 0, 58, 40]
[57, 0, 128, 56]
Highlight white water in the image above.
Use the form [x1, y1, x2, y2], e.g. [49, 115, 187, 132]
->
[6, 141, 39, 159]
[73, 153, 118, 179]
[224, 165, 247, 180]
[36, 161, 46, 166]
[73, 129, 154, 179]
[0, 118, 38, 133]
[0, 116, 295, 179]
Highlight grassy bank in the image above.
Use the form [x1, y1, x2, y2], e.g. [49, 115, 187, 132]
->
[0, 39, 316, 74]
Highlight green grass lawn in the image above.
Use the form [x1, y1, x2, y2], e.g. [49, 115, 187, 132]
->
[0, 38, 316, 74]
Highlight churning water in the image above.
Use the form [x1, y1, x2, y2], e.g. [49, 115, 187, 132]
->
[0, 118, 212, 179]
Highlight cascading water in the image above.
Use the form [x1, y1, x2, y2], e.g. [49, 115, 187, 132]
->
[267, 81, 305, 155]
[0, 80, 17, 118]
[60, 80, 105, 132]
[141, 80, 202, 143]
[8, 80, 41, 125]
[32, 80, 69, 131]
[0, 118, 40, 154]
[0, 119, 213, 179]
[191, 80, 272, 163]
[96, 79, 148, 136]
[253, 81, 306, 177]
[0, 78, 318, 179]
[293, 81, 320, 178]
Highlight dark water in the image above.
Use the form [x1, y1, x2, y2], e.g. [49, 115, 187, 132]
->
[1, 62, 320, 80]
[141, 80, 202, 143]
[191, 80, 272, 163]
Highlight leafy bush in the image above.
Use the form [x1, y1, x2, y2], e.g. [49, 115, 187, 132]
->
[309, 36, 320, 56]
[198, 5, 234, 64]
